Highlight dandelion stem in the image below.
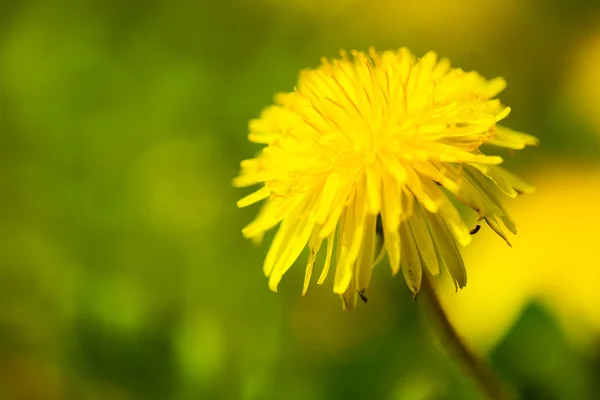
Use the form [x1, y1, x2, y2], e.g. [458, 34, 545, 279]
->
[420, 273, 514, 400]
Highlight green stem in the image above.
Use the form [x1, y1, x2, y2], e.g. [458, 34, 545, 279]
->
[420, 273, 514, 400]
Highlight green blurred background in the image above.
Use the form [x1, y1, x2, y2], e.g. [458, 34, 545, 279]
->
[2, 0, 600, 399]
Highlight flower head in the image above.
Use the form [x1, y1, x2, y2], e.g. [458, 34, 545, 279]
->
[234, 48, 538, 309]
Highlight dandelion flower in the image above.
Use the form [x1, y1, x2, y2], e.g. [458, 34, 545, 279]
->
[234, 48, 538, 309]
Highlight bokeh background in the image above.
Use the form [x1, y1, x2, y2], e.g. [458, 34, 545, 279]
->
[1, 0, 600, 399]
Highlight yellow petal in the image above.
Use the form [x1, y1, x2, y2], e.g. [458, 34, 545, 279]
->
[365, 164, 382, 214]
[425, 211, 467, 290]
[487, 165, 535, 195]
[333, 209, 352, 293]
[268, 216, 315, 292]
[316, 173, 341, 223]
[400, 222, 423, 295]
[317, 226, 337, 285]
[334, 185, 366, 294]
[489, 125, 540, 149]
[437, 199, 472, 247]
[469, 164, 517, 199]
[409, 204, 440, 275]
[356, 213, 378, 294]
[236, 186, 271, 208]
[405, 166, 445, 213]
[302, 227, 323, 296]
[242, 196, 303, 238]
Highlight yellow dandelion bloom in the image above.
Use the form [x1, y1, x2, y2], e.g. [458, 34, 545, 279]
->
[234, 48, 538, 309]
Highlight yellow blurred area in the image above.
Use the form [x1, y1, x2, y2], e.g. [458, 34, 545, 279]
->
[266, 0, 361, 14]
[565, 24, 600, 136]
[268, 0, 521, 49]
[352, 0, 518, 43]
[441, 163, 600, 353]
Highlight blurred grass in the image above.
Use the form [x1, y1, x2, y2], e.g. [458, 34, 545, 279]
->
[1, 0, 600, 399]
